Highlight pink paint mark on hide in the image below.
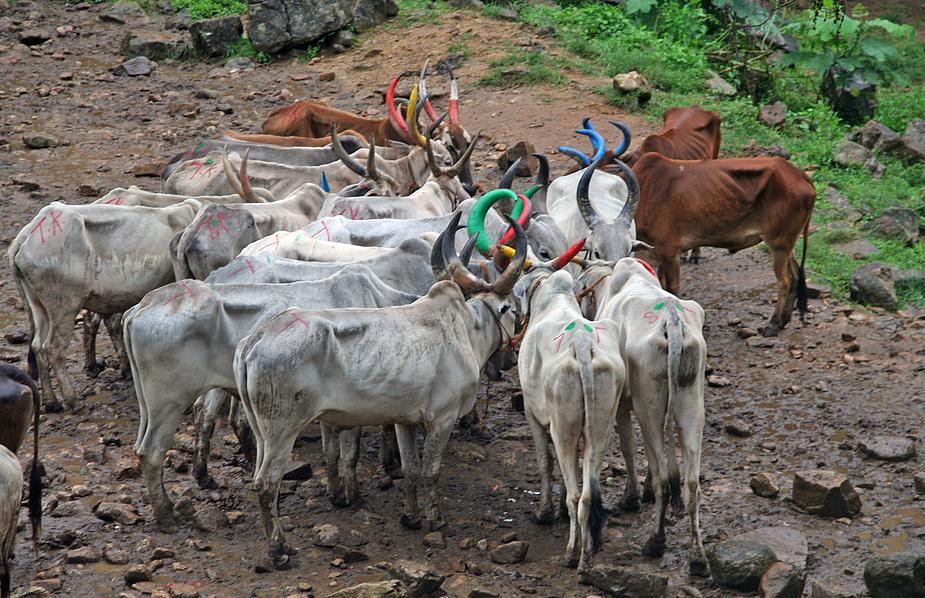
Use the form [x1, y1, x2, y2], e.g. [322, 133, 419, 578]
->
[553, 332, 565, 354]
[591, 326, 607, 343]
[163, 283, 195, 305]
[51, 211, 63, 236]
[30, 216, 47, 243]
[230, 259, 255, 278]
[196, 211, 230, 241]
[310, 221, 331, 241]
[258, 234, 280, 253]
[337, 206, 362, 220]
[105, 196, 124, 205]
[643, 310, 658, 324]
[276, 312, 309, 335]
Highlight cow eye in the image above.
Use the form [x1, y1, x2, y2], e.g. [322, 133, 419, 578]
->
[539, 249, 551, 260]
[498, 302, 512, 315]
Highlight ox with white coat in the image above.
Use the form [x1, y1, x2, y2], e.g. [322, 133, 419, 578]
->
[594, 257, 708, 576]
[124, 264, 419, 531]
[238, 233, 393, 262]
[0, 446, 21, 598]
[233, 213, 526, 568]
[9, 200, 201, 411]
[94, 185, 273, 207]
[513, 262, 624, 574]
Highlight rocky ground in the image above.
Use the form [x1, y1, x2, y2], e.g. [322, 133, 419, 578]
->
[1, 1, 925, 597]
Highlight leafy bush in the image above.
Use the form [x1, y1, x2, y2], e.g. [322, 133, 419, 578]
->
[225, 38, 270, 63]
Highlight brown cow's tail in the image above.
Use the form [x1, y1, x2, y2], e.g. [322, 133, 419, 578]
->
[797, 220, 809, 323]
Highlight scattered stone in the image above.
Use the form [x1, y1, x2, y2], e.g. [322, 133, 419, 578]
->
[735, 527, 808, 571]
[121, 30, 187, 62]
[459, 537, 476, 550]
[750, 473, 781, 499]
[489, 540, 528, 564]
[820, 185, 861, 221]
[95, 501, 142, 525]
[831, 236, 880, 259]
[326, 580, 408, 598]
[168, 583, 201, 598]
[497, 141, 536, 177]
[103, 543, 131, 565]
[331, 28, 354, 47]
[115, 457, 141, 480]
[703, 70, 737, 96]
[758, 101, 787, 128]
[386, 560, 446, 597]
[18, 28, 52, 46]
[914, 473, 925, 495]
[78, 183, 101, 196]
[67, 546, 102, 564]
[133, 161, 166, 177]
[857, 120, 904, 153]
[101, 1, 149, 24]
[707, 540, 778, 592]
[863, 552, 925, 598]
[850, 262, 898, 312]
[535, 25, 555, 36]
[822, 66, 876, 125]
[333, 545, 368, 563]
[833, 139, 885, 178]
[612, 70, 651, 103]
[725, 419, 752, 437]
[189, 16, 242, 57]
[110, 56, 155, 77]
[282, 460, 312, 480]
[760, 561, 806, 598]
[583, 564, 669, 598]
[496, 6, 519, 20]
[899, 118, 925, 164]
[319, 71, 336, 82]
[312, 523, 341, 547]
[225, 56, 252, 70]
[859, 435, 916, 461]
[3, 330, 28, 344]
[792, 470, 862, 518]
[423, 532, 446, 549]
[22, 132, 60, 149]
[168, 100, 200, 117]
[708, 375, 731, 387]
[194, 505, 230, 531]
[124, 564, 151, 585]
[739, 139, 792, 159]
[151, 546, 175, 560]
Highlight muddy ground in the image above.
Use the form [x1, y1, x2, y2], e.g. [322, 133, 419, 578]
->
[1, 1, 925, 597]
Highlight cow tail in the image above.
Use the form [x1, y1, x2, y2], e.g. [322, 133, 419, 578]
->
[28, 371, 42, 544]
[1, 563, 9, 598]
[27, 346, 38, 386]
[576, 340, 605, 553]
[797, 220, 809, 323]
[665, 309, 683, 512]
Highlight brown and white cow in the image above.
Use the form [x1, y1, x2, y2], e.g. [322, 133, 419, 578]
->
[632, 154, 816, 336]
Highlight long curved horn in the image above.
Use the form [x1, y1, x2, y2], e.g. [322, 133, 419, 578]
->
[577, 158, 604, 226]
[553, 239, 586, 270]
[458, 228, 480, 266]
[613, 157, 640, 223]
[467, 188, 519, 255]
[499, 158, 521, 190]
[366, 134, 380, 182]
[331, 121, 368, 177]
[430, 212, 461, 282]
[443, 129, 478, 179]
[610, 121, 632, 157]
[222, 146, 259, 202]
[419, 59, 440, 122]
[498, 194, 531, 246]
[532, 153, 549, 191]
[407, 84, 427, 147]
[558, 145, 591, 168]
[582, 117, 595, 132]
[427, 111, 447, 141]
[491, 214, 527, 296]
[386, 76, 410, 140]
[577, 128, 606, 161]
[448, 65, 460, 124]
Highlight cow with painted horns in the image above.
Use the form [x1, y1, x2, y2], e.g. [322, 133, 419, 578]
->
[124, 263, 421, 531]
[510, 243, 624, 574]
[8, 199, 202, 411]
[0, 365, 43, 598]
[233, 212, 526, 569]
[632, 154, 816, 335]
[591, 257, 708, 576]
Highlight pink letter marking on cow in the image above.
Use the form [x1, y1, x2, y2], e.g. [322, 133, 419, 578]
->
[554, 321, 606, 353]
[310, 221, 331, 241]
[197, 211, 230, 241]
[337, 206, 362, 220]
[258, 234, 280, 253]
[30, 217, 47, 243]
[105, 196, 124, 205]
[163, 283, 196, 306]
[29, 211, 64, 243]
[230, 259, 255, 278]
[276, 312, 310, 336]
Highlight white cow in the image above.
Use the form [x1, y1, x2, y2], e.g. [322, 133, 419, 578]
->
[170, 187, 327, 280]
[594, 257, 708, 577]
[514, 260, 624, 574]
[8, 200, 201, 411]
[0, 445, 22, 598]
[124, 264, 419, 531]
[233, 213, 525, 568]
[238, 233, 393, 262]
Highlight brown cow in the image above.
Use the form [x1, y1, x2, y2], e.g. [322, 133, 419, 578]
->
[623, 104, 721, 167]
[219, 130, 370, 147]
[632, 154, 816, 336]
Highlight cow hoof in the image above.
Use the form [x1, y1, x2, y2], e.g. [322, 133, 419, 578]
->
[642, 536, 666, 557]
[272, 553, 297, 570]
[157, 518, 180, 534]
[619, 495, 641, 512]
[690, 557, 710, 578]
[347, 494, 366, 508]
[759, 324, 781, 337]
[43, 400, 64, 414]
[427, 517, 446, 532]
[400, 514, 422, 530]
[329, 493, 350, 508]
[196, 475, 219, 490]
[85, 359, 106, 378]
[469, 426, 494, 440]
[530, 510, 555, 525]
[383, 465, 404, 480]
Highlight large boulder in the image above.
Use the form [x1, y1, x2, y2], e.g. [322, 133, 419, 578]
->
[708, 540, 778, 592]
[189, 16, 243, 57]
[900, 118, 925, 163]
[821, 65, 876, 125]
[850, 261, 898, 312]
[864, 553, 925, 598]
[121, 29, 188, 61]
[353, 0, 399, 33]
[792, 470, 863, 517]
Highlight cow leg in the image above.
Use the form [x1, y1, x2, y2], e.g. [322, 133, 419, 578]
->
[251, 428, 300, 569]
[379, 425, 402, 479]
[658, 250, 683, 296]
[320, 422, 347, 507]
[16, 281, 63, 412]
[395, 424, 422, 530]
[634, 393, 670, 558]
[420, 415, 455, 531]
[81, 311, 103, 377]
[41, 309, 82, 410]
[762, 249, 797, 336]
[614, 399, 640, 512]
[524, 406, 556, 525]
[229, 398, 257, 467]
[135, 396, 190, 532]
[103, 313, 130, 378]
[675, 390, 707, 576]
[339, 427, 363, 506]
[193, 389, 229, 490]
[549, 416, 583, 568]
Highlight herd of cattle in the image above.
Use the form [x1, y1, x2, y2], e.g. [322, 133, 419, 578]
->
[0, 65, 818, 590]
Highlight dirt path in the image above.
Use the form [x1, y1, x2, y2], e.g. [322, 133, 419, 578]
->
[1, 2, 925, 598]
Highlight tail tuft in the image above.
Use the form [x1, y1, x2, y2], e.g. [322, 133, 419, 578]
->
[589, 478, 605, 553]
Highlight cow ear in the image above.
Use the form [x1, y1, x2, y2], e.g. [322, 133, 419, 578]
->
[387, 140, 412, 156]
[632, 240, 655, 253]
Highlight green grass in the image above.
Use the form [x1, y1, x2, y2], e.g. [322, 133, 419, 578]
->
[170, 0, 245, 19]
[476, 47, 570, 86]
[225, 39, 271, 63]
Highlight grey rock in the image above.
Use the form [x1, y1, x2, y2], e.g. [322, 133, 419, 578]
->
[861, 214, 918, 246]
[189, 16, 242, 57]
[194, 505, 230, 531]
[101, 0, 149, 23]
[863, 552, 925, 598]
[899, 118, 925, 163]
[821, 65, 877, 126]
[703, 70, 737, 96]
[225, 56, 252, 70]
[859, 435, 916, 461]
[819, 185, 860, 221]
[489, 540, 528, 564]
[332, 544, 368, 563]
[94, 501, 142, 525]
[327, 580, 409, 598]
[833, 140, 885, 178]
[583, 564, 669, 598]
[22, 132, 60, 149]
[110, 56, 156, 76]
[760, 561, 806, 598]
[735, 527, 808, 571]
[535, 25, 555, 36]
[915, 472, 925, 494]
[725, 419, 752, 437]
[103, 543, 131, 565]
[498, 141, 536, 177]
[283, 459, 313, 480]
[423, 531, 446, 549]
[758, 101, 787, 128]
[121, 30, 188, 61]
[311, 523, 341, 547]
[811, 579, 863, 598]
[248, 0, 354, 54]
[750, 473, 781, 499]
[792, 469, 862, 518]
[353, 0, 399, 33]
[448, 0, 484, 8]
[499, 425, 531, 441]
[738, 139, 791, 159]
[881, 207, 919, 243]
[386, 560, 446, 597]
[17, 28, 52, 45]
[66, 546, 102, 564]
[332, 28, 354, 47]
[858, 120, 903, 153]
[850, 261, 898, 311]
[123, 564, 151, 585]
[497, 7, 520, 20]
[831, 237, 880, 259]
[707, 540, 778, 592]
